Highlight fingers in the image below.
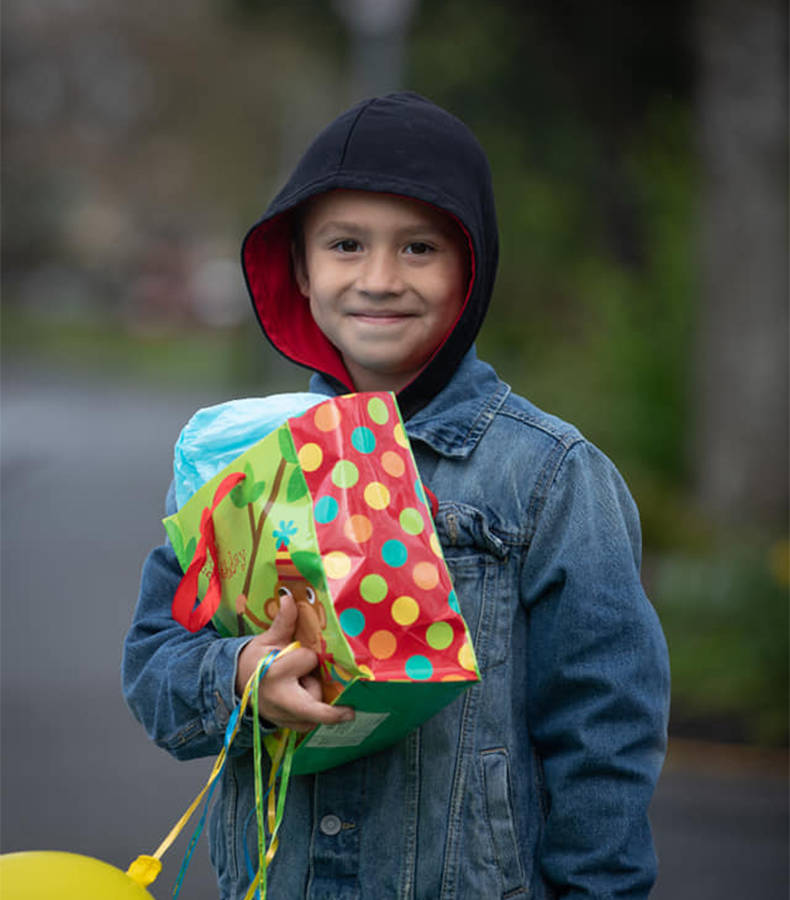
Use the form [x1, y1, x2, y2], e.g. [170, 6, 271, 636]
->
[262, 592, 298, 645]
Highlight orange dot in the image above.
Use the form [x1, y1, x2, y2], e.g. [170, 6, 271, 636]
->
[413, 561, 439, 590]
[369, 629, 397, 659]
[314, 402, 341, 432]
[381, 451, 405, 478]
[344, 514, 373, 543]
[441, 674, 466, 682]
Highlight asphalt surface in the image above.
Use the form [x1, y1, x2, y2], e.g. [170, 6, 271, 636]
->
[2, 366, 787, 899]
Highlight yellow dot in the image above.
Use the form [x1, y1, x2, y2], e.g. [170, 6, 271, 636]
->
[381, 451, 405, 478]
[391, 595, 419, 626]
[298, 442, 323, 472]
[344, 514, 373, 543]
[324, 551, 351, 579]
[413, 561, 439, 591]
[369, 629, 397, 659]
[458, 642, 477, 671]
[358, 665, 375, 680]
[429, 533, 442, 556]
[393, 423, 408, 448]
[364, 481, 390, 510]
[314, 402, 341, 432]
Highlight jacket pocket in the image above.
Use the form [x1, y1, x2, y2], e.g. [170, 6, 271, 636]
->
[481, 748, 528, 898]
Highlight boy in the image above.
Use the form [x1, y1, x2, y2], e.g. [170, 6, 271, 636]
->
[123, 92, 670, 899]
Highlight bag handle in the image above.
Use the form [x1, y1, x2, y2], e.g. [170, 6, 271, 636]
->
[171, 471, 246, 632]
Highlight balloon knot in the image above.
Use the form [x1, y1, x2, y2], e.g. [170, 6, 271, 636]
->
[126, 854, 162, 888]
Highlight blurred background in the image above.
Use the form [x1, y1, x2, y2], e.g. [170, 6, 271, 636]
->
[2, 0, 787, 897]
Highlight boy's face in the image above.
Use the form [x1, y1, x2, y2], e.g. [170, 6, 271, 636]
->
[294, 190, 469, 393]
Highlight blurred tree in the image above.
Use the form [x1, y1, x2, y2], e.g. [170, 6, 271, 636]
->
[694, 0, 789, 529]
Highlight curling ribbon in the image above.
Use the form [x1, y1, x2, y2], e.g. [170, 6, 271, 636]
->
[126, 641, 300, 898]
[171, 471, 246, 631]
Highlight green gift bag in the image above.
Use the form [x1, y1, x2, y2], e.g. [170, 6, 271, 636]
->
[166, 391, 479, 774]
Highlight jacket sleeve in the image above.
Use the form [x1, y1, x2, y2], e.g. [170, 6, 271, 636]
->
[520, 440, 670, 899]
[122, 483, 256, 760]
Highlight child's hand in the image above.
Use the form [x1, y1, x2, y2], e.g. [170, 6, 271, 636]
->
[235, 593, 355, 732]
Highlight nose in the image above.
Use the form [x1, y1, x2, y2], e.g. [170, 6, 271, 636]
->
[356, 248, 404, 297]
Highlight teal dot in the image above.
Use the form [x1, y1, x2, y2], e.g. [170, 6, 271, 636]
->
[351, 426, 376, 454]
[381, 539, 408, 568]
[448, 590, 460, 613]
[314, 495, 338, 524]
[405, 655, 433, 680]
[339, 608, 365, 637]
[414, 479, 427, 505]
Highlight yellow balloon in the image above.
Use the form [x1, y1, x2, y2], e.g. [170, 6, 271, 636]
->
[0, 851, 157, 899]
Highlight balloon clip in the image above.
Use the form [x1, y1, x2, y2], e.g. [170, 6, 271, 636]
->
[126, 854, 162, 888]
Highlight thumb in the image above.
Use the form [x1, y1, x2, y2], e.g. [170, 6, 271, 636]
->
[264, 592, 298, 645]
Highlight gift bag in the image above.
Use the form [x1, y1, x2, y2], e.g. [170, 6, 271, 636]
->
[164, 392, 479, 775]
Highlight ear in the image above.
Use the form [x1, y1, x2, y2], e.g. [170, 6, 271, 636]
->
[291, 241, 310, 299]
[264, 597, 279, 621]
[317, 602, 327, 630]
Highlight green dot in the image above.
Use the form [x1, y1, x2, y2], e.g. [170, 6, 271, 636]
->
[426, 621, 453, 650]
[399, 507, 424, 535]
[360, 573, 388, 604]
[367, 397, 390, 425]
[332, 459, 359, 488]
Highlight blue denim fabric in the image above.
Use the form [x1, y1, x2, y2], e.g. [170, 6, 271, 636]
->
[123, 348, 670, 899]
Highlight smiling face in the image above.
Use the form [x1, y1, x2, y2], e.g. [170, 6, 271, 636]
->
[294, 190, 470, 393]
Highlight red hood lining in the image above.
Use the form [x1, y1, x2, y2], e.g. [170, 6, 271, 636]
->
[243, 194, 476, 394]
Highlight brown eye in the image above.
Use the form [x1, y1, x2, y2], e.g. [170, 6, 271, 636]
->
[305, 587, 316, 604]
[278, 587, 293, 601]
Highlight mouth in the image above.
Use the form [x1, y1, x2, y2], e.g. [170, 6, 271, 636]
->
[348, 311, 416, 325]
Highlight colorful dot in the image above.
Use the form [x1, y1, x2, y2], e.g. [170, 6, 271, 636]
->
[369, 629, 397, 659]
[426, 621, 454, 650]
[314, 495, 338, 524]
[458, 642, 477, 671]
[360, 573, 388, 604]
[298, 442, 323, 472]
[339, 608, 365, 637]
[324, 551, 351, 579]
[414, 479, 427, 505]
[399, 508, 424, 535]
[351, 426, 376, 454]
[344, 514, 372, 543]
[314, 402, 341, 431]
[358, 664, 375, 680]
[381, 451, 405, 477]
[441, 674, 466, 682]
[405, 655, 433, 680]
[391, 595, 419, 626]
[413, 561, 439, 590]
[448, 589, 460, 613]
[364, 481, 390, 510]
[367, 397, 390, 425]
[332, 460, 359, 488]
[429, 533, 443, 556]
[393, 423, 409, 448]
[382, 539, 408, 568]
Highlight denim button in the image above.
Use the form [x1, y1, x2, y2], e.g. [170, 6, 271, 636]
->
[319, 814, 342, 836]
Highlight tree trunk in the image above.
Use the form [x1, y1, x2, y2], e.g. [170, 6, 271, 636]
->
[694, 0, 788, 528]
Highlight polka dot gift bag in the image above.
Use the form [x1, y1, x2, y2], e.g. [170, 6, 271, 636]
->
[165, 392, 480, 775]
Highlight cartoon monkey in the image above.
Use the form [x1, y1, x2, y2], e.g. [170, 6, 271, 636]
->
[236, 543, 352, 703]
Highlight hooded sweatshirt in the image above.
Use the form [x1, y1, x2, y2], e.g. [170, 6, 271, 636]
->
[241, 91, 498, 419]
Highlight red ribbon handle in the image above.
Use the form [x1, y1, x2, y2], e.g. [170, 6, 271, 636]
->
[171, 471, 246, 632]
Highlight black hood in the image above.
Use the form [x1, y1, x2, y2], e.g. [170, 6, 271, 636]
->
[241, 91, 498, 420]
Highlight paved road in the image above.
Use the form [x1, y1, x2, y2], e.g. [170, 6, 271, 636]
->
[2, 367, 787, 899]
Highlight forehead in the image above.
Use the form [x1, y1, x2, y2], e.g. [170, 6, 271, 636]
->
[301, 189, 461, 238]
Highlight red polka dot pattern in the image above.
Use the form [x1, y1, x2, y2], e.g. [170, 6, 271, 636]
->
[288, 392, 476, 682]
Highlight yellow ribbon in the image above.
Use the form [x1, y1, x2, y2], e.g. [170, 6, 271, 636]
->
[126, 641, 301, 896]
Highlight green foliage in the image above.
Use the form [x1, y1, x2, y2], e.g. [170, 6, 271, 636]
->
[286, 467, 308, 503]
[229, 462, 266, 507]
[278, 428, 299, 464]
[654, 540, 790, 746]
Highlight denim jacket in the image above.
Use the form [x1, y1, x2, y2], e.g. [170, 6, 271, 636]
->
[123, 349, 670, 899]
